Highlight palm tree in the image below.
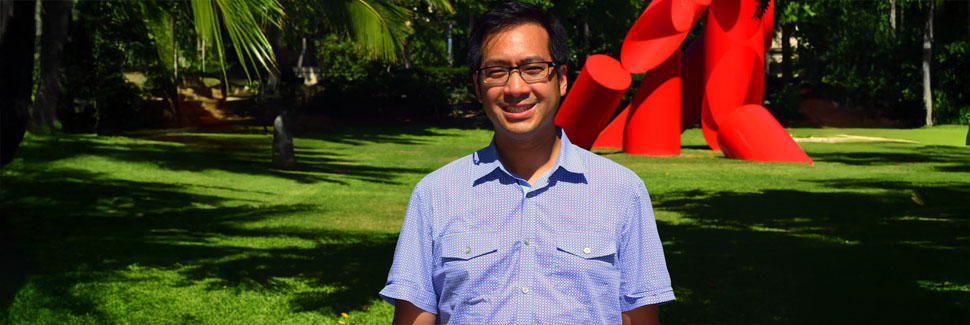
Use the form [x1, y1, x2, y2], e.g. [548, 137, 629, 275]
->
[0, 0, 453, 168]
[185, 0, 456, 169]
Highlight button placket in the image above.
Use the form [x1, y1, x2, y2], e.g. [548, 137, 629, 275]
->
[522, 183, 539, 323]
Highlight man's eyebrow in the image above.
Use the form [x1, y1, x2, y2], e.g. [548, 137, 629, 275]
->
[518, 55, 549, 63]
[481, 55, 550, 67]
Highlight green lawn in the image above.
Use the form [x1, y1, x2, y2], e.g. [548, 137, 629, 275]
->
[2, 125, 968, 324]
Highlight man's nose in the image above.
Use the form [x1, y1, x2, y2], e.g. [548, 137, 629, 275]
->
[504, 70, 531, 98]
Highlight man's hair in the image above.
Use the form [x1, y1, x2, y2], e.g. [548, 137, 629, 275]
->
[467, 2, 569, 73]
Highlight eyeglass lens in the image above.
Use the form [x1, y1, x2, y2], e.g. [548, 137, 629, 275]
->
[481, 63, 552, 85]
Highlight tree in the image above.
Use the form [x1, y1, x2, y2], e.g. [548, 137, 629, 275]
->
[30, 0, 73, 135]
[922, 0, 934, 126]
[0, 0, 35, 167]
[2, 0, 455, 167]
[262, 0, 453, 169]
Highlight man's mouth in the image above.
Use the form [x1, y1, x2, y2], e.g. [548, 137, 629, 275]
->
[502, 103, 535, 113]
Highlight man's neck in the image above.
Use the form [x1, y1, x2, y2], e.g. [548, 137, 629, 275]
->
[494, 128, 561, 186]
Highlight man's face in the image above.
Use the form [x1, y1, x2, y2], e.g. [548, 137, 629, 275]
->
[475, 23, 568, 141]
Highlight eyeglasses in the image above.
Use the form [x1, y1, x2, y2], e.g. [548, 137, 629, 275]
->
[476, 62, 558, 85]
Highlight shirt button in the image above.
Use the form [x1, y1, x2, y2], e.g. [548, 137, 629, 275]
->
[523, 238, 530, 245]
[464, 247, 471, 254]
[521, 287, 529, 294]
[583, 247, 591, 254]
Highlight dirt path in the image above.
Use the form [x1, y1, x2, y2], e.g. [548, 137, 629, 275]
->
[793, 134, 919, 144]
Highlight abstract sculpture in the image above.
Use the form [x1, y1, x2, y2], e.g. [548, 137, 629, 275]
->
[680, 34, 705, 133]
[624, 49, 681, 156]
[717, 104, 812, 164]
[556, 0, 811, 164]
[590, 104, 628, 149]
[555, 54, 632, 149]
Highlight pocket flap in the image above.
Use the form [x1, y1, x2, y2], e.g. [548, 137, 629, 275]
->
[556, 234, 616, 259]
[441, 233, 500, 260]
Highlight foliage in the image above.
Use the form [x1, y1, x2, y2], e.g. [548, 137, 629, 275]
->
[57, 1, 156, 134]
[771, 84, 802, 122]
[931, 4, 970, 125]
[309, 37, 475, 120]
[278, 0, 452, 64]
[309, 32, 477, 121]
[187, 0, 284, 81]
[1, 125, 968, 323]
[315, 33, 380, 83]
[776, 0, 968, 125]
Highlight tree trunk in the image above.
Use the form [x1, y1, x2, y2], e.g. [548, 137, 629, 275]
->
[890, 0, 896, 35]
[272, 110, 296, 169]
[447, 21, 454, 66]
[266, 24, 298, 85]
[30, 0, 72, 134]
[0, 0, 36, 167]
[781, 23, 794, 87]
[0, 0, 12, 38]
[403, 36, 412, 69]
[922, 1, 934, 126]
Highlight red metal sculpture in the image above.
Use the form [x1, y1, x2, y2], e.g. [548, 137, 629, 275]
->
[591, 104, 629, 150]
[556, 54, 632, 149]
[620, 0, 695, 73]
[624, 49, 682, 156]
[578, 0, 810, 164]
[717, 105, 813, 164]
[680, 34, 705, 133]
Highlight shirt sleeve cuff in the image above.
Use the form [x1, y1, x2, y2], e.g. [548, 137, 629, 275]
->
[620, 288, 676, 312]
[379, 282, 438, 315]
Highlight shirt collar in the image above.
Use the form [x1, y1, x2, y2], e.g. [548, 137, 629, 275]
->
[472, 126, 586, 187]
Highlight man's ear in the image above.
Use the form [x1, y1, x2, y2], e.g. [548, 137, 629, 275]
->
[558, 65, 568, 95]
[473, 73, 483, 103]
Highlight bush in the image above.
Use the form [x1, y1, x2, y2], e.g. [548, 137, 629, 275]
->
[304, 65, 476, 120]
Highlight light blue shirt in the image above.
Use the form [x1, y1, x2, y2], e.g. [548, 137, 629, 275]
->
[379, 128, 674, 324]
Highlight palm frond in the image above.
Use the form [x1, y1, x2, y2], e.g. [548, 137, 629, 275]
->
[191, 0, 283, 82]
[190, 0, 225, 77]
[327, 0, 413, 61]
[423, 0, 455, 14]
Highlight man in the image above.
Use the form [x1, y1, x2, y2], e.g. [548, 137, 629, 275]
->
[379, 2, 674, 324]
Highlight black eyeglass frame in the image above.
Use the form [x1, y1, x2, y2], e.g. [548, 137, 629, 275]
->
[475, 61, 560, 85]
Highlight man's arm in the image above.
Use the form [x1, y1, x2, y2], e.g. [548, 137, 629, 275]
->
[392, 300, 436, 325]
[621, 304, 659, 325]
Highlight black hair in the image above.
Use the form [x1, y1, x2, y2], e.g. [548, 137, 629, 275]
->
[466, 2, 569, 74]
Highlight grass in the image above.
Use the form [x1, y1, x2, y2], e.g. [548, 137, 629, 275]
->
[1, 124, 967, 324]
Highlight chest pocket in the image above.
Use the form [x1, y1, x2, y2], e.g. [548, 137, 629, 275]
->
[441, 232, 500, 263]
[555, 234, 617, 265]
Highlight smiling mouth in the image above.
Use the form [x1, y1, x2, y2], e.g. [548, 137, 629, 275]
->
[502, 103, 535, 113]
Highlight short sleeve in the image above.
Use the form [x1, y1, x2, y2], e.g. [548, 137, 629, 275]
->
[378, 187, 438, 314]
[617, 181, 675, 311]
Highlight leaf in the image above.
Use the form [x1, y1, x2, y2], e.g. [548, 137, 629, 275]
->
[191, 0, 283, 82]
[318, 0, 414, 61]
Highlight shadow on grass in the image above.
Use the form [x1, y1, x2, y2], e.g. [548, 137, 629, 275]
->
[16, 127, 442, 185]
[299, 126, 450, 146]
[654, 182, 969, 324]
[1, 167, 397, 320]
[808, 144, 970, 172]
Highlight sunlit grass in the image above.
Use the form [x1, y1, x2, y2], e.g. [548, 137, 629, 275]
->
[2, 125, 968, 324]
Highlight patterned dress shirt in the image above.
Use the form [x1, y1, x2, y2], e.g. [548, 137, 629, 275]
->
[379, 128, 674, 324]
